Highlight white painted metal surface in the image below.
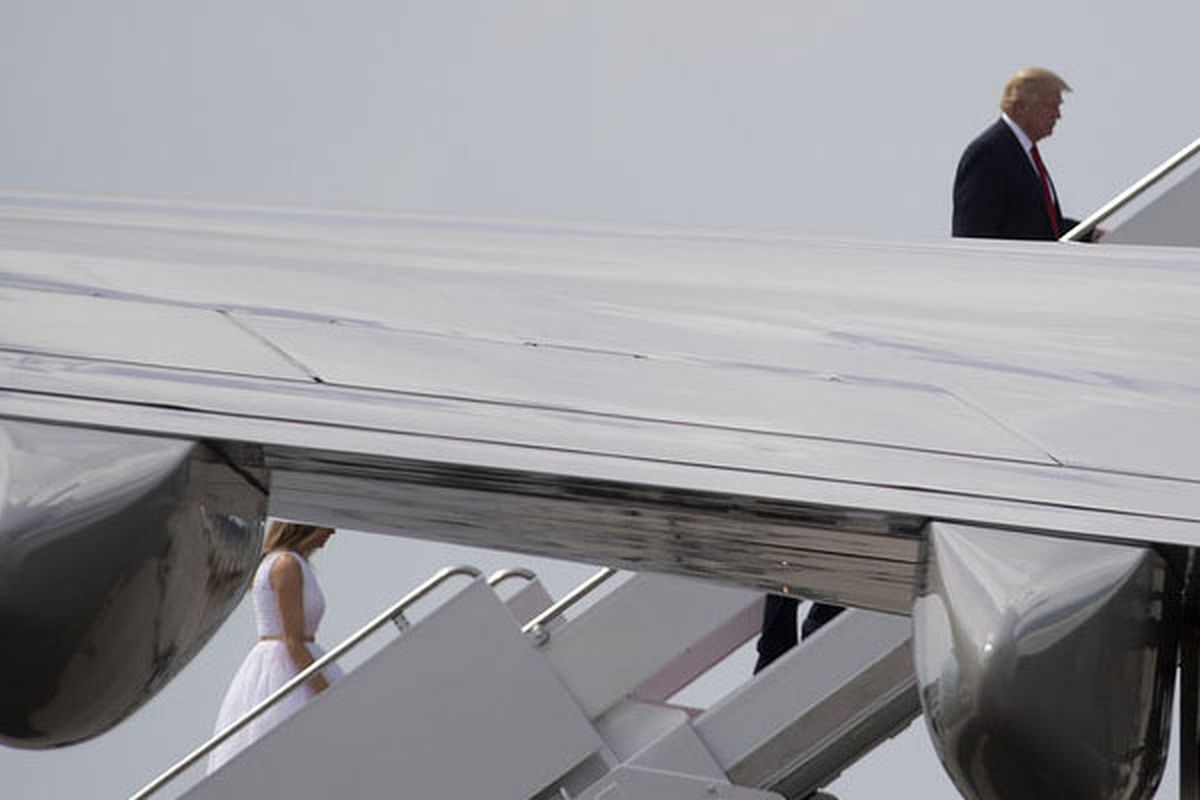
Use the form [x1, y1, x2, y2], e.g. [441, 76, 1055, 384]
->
[1063, 134, 1200, 244]
[160, 551, 920, 799]
[2, 191, 1200, 592]
[536, 576, 919, 799]
[0, 286, 306, 378]
[497, 574, 559, 626]
[697, 609, 916, 797]
[1103, 145, 1200, 247]
[542, 575, 762, 720]
[185, 581, 602, 800]
[631, 596, 765, 705]
[574, 765, 783, 800]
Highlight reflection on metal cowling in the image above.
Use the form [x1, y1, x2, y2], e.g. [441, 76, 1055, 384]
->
[0, 419, 265, 748]
[914, 522, 1178, 800]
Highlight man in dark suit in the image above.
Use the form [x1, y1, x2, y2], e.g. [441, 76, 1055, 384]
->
[953, 67, 1091, 241]
[755, 595, 842, 673]
[755, 67, 1091, 677]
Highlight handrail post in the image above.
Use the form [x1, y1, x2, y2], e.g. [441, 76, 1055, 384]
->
[523, 567, 618, 645]
[487, 567, 538, 588]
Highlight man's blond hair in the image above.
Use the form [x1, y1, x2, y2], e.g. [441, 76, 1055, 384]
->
[1000, 67, 1072, 114]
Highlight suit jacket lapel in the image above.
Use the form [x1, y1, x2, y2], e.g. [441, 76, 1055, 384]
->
[995, 122, 1040, 194]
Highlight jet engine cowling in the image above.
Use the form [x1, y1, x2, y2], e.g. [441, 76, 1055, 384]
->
[0, 419, 264, 748]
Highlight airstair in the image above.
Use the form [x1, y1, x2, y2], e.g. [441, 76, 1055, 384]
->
[139, 567, 918, 800]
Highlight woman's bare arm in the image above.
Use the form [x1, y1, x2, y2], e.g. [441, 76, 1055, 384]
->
[269, 554, 330, 694]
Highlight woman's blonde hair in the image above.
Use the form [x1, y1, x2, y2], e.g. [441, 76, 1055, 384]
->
[261, 520, 335, 558]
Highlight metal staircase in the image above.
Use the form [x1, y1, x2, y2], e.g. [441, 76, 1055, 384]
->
[135, 567, 918, 800]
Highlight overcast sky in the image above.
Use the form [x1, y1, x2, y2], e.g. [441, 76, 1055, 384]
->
[3, 1, 1199, 797]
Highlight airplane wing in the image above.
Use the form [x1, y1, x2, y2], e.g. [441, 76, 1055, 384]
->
[3, 189, 1199, 611]
[2, 190, 1199, 766]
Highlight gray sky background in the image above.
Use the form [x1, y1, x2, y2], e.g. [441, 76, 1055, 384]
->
[2, 1, 1198, 797]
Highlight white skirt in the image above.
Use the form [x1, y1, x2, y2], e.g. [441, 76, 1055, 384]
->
[206, 640, 344, 773]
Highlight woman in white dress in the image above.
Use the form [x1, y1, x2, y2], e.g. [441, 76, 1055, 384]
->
[207, 521, 343, 772]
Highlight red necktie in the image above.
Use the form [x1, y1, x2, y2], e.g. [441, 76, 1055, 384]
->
[1030, 144, 1060, 238]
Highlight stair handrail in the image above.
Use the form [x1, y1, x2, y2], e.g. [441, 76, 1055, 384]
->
[1062, 133, 1200, 241]
[486, 567, 537, 587]
[522, 567, 617, 643]
[128, 564, 483, 800]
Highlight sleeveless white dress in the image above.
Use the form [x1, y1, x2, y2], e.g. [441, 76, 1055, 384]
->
[207, 551, 344, 772]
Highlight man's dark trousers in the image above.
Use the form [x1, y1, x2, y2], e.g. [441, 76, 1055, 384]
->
[754, 596, 844, 674]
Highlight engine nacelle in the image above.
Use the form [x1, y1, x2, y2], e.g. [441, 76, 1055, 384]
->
[0, 419, 264, 748]
[914, 522, 1178, 800]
